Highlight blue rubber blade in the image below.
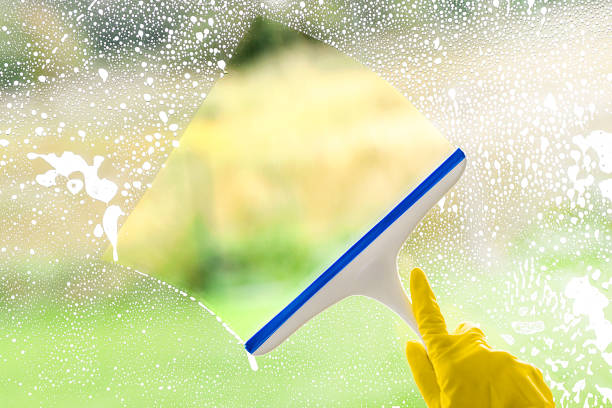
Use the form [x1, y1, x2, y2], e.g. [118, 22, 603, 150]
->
[245, 148, 465, 354]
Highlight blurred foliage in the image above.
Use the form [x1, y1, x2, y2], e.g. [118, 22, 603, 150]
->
[117, 42, 451, 293]
[0, 5, 84, 89]
[230, 17, 314, 68]
[150, 214, 322, 291]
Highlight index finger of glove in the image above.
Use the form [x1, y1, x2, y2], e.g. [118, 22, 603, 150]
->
[410, 268, 448, 341]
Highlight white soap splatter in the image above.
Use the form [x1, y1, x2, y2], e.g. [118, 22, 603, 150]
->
[102, 205, 124, 262]
[511, 320, 545, 334]
[572, 379, 586, 403]
[98, 68, 108, 82]
[0, 139, 8, 147]
[28, 151, 118, 203]
[543, 93, 557, 110]
[564, 276, 612, 353]
[598, 179, 612, 202]
[66, 179, 84, 195]
[596, 385, 612, 404]
[545, 358, 569, 372]
[35, 170, 58, 187]
[540, 136, 549, 154]
[28, 151, 122, 258]
[217, 60, 226, 70]
[437, 196, 446, 211]
[573, 130, 612, 174]
[93, 224, 104, 238]
[159, 111, 168, 123]
[246, 352, 259, 371]
[132, 274, 259, 372]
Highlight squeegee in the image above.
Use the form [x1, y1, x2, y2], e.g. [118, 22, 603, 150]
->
[245, 147, 466, 356]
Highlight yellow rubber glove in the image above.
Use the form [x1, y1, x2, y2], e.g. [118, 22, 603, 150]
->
[405, 268, 555, 408]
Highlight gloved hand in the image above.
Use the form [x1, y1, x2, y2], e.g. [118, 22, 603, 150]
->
[405, 268, 555, 408]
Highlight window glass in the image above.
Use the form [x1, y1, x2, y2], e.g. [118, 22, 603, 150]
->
[1, 0, 610, 405]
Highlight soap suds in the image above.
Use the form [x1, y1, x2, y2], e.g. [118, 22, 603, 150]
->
[28, 151, 118, 203]
[28, 151, 123, 259]
[102, 205, 124, 261]
[564, 276, 612, 354]
[133, 270, 259, 372]
[511, 320, 545, 335]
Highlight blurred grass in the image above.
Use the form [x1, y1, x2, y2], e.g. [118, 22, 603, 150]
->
[0, 278, 427, 407]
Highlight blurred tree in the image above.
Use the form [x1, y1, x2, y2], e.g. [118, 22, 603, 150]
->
[230, 17, 314, 68]
[181, 214, 224, 289]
